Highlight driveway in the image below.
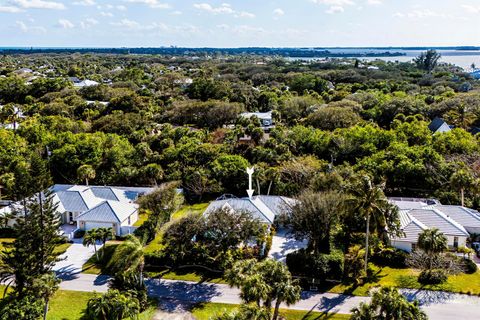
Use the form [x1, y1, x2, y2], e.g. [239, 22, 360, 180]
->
[269, 228, 307, 263]
[53, 239, 103, 279]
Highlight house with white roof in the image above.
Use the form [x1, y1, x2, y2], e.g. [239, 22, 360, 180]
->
[203, 195, 295, 225]
[1, 184, 154, 236]
[389, 198, 479, 252]
[240, 111, 274, 131]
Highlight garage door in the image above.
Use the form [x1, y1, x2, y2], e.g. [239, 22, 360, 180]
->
[84, 222, 113, 231]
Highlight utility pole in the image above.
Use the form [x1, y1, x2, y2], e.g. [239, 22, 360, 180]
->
[246, 167, 254, 199]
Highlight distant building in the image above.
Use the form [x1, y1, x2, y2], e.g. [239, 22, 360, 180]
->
[428, 117, 451, 134]
[70, 78, 99, 88]
[240, 111, 274, 131]
[389, 198, 480, 252]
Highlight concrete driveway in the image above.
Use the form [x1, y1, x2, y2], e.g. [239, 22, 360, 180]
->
[269, 228, 307, 263]
[53, 238, 102, 279]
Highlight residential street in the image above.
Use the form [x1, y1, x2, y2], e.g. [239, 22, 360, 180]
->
[57, 272, 480, 319]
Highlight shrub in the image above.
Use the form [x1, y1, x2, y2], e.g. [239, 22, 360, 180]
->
[462, 259, 478, 274]
[286, 249, 344, 280]
[0, 227, 15, 238]
[73, 229, 85, 238]
[418, 269, 447, 285]
[371, 247, 408, 268]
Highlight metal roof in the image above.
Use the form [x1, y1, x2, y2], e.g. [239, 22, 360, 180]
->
[408, 208, 469, 237]
[203, 195, 294, 224]
[76, 201, 137, 223]
[430, 205, 480, 230]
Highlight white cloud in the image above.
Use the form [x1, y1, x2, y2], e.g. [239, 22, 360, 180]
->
[326, 5, 344, 14]
[57, 19, 74, 29]
[0, 5, 23, 12]
[110, 19, 140, 29]
[193, 3, 255, 18]
[310, 0, 354, 14]
[461, 4, 480, 14]
[16, 20, 47, 33]
[116, 5, 127, 11]
[123, 0, 170, 9]
[73, 0, 95, 6]
[235, 11, 255, 18]
[310, 0, 355, 5]
[367, 0, 382, 5]
[170, 10, 182, 15]
[393, 9, 445, 19]
[80, 18, 98, 29]
[194, 3, 234, 14]
[273, 8, 285, 17]
[100, 11, 113, 17]
[11, 0, 65, 10]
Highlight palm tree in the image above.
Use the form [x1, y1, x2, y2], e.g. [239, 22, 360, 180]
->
[83, 229, 100, 260]
[107, 235, 145, 285]
[271, 281, 301, 320]
[348, 175, 394, 274]
[77, 164, 96, 186]
[418, 228, 448, 269]
[96, 227, 114, 258]
[32, 273, 60, 320]
[450, 169, 474, 207]
[351, 287, 427, 320]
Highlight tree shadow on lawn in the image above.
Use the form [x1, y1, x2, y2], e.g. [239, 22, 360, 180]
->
[146, 279, 221, 312]
[145, 265, 224, 284]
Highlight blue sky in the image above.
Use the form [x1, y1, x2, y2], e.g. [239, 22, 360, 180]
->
[1, 0, 480, 47]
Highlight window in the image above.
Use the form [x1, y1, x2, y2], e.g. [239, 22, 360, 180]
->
[411, 243, 417, 251]
[454, 237, 459, 248]
[128, 217, 131, 225]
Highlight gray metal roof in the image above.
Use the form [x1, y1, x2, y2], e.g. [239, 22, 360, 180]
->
[256, 195, 296, 216]
[408, 209, 469, 237]
[203, 196, 282, 224]
[431, 205, 480, 230]
[76, 201, 137, 223]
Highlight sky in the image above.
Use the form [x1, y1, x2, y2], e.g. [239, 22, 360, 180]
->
[1, 0, 480, 47]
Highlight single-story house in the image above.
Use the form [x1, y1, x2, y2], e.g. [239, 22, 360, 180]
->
[389, 198, 479, 252]
[203, 195, 295, 225]
[240, 111, 275, 131]
[1, 185, 154, 236]
[73, 79, 99, 88]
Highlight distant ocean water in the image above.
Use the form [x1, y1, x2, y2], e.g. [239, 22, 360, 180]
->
[290, 49, 480, 70]
[1, 47, 480, 70]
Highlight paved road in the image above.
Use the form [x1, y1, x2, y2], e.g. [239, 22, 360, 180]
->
[58, 274, 480, 319]
[53, 239, 103, 278]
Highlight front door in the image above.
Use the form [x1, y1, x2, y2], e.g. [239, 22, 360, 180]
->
[69, 212, 74, 223]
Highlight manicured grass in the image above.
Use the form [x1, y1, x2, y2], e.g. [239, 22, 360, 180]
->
[47, 290, 95, 320]
[146, 267, 225, 284]
[54, 242, 72, 255]
[134, 212, 149, 227]
[191, 303, 349, 320]
[327, 264, 480, 296]
[171, 202, 209, 221]
[82, 242, 120, 275]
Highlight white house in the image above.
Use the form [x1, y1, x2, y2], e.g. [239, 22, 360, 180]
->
[240, 111, 274, 131]
[203, 195, 295, 225]
[389, 198, 479, 252]
[1, 185, 154, 236]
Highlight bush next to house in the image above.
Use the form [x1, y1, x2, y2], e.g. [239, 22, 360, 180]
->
[371, 247, 408, 268]
[286, 248, 344, 280]
[462, 258, 478, 274]
[418, 269, 448, 285]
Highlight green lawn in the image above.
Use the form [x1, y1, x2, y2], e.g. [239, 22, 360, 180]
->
[191, 303, 349, 320]
[327, 265, 480, 296]
[1, 238, 71, 255]
[54, 242, 72, 255]
[1, 289, 156, 320]
[145, 266, 225, 284]
[134, 212, 149, 227]
[82, 242, 120, 275]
